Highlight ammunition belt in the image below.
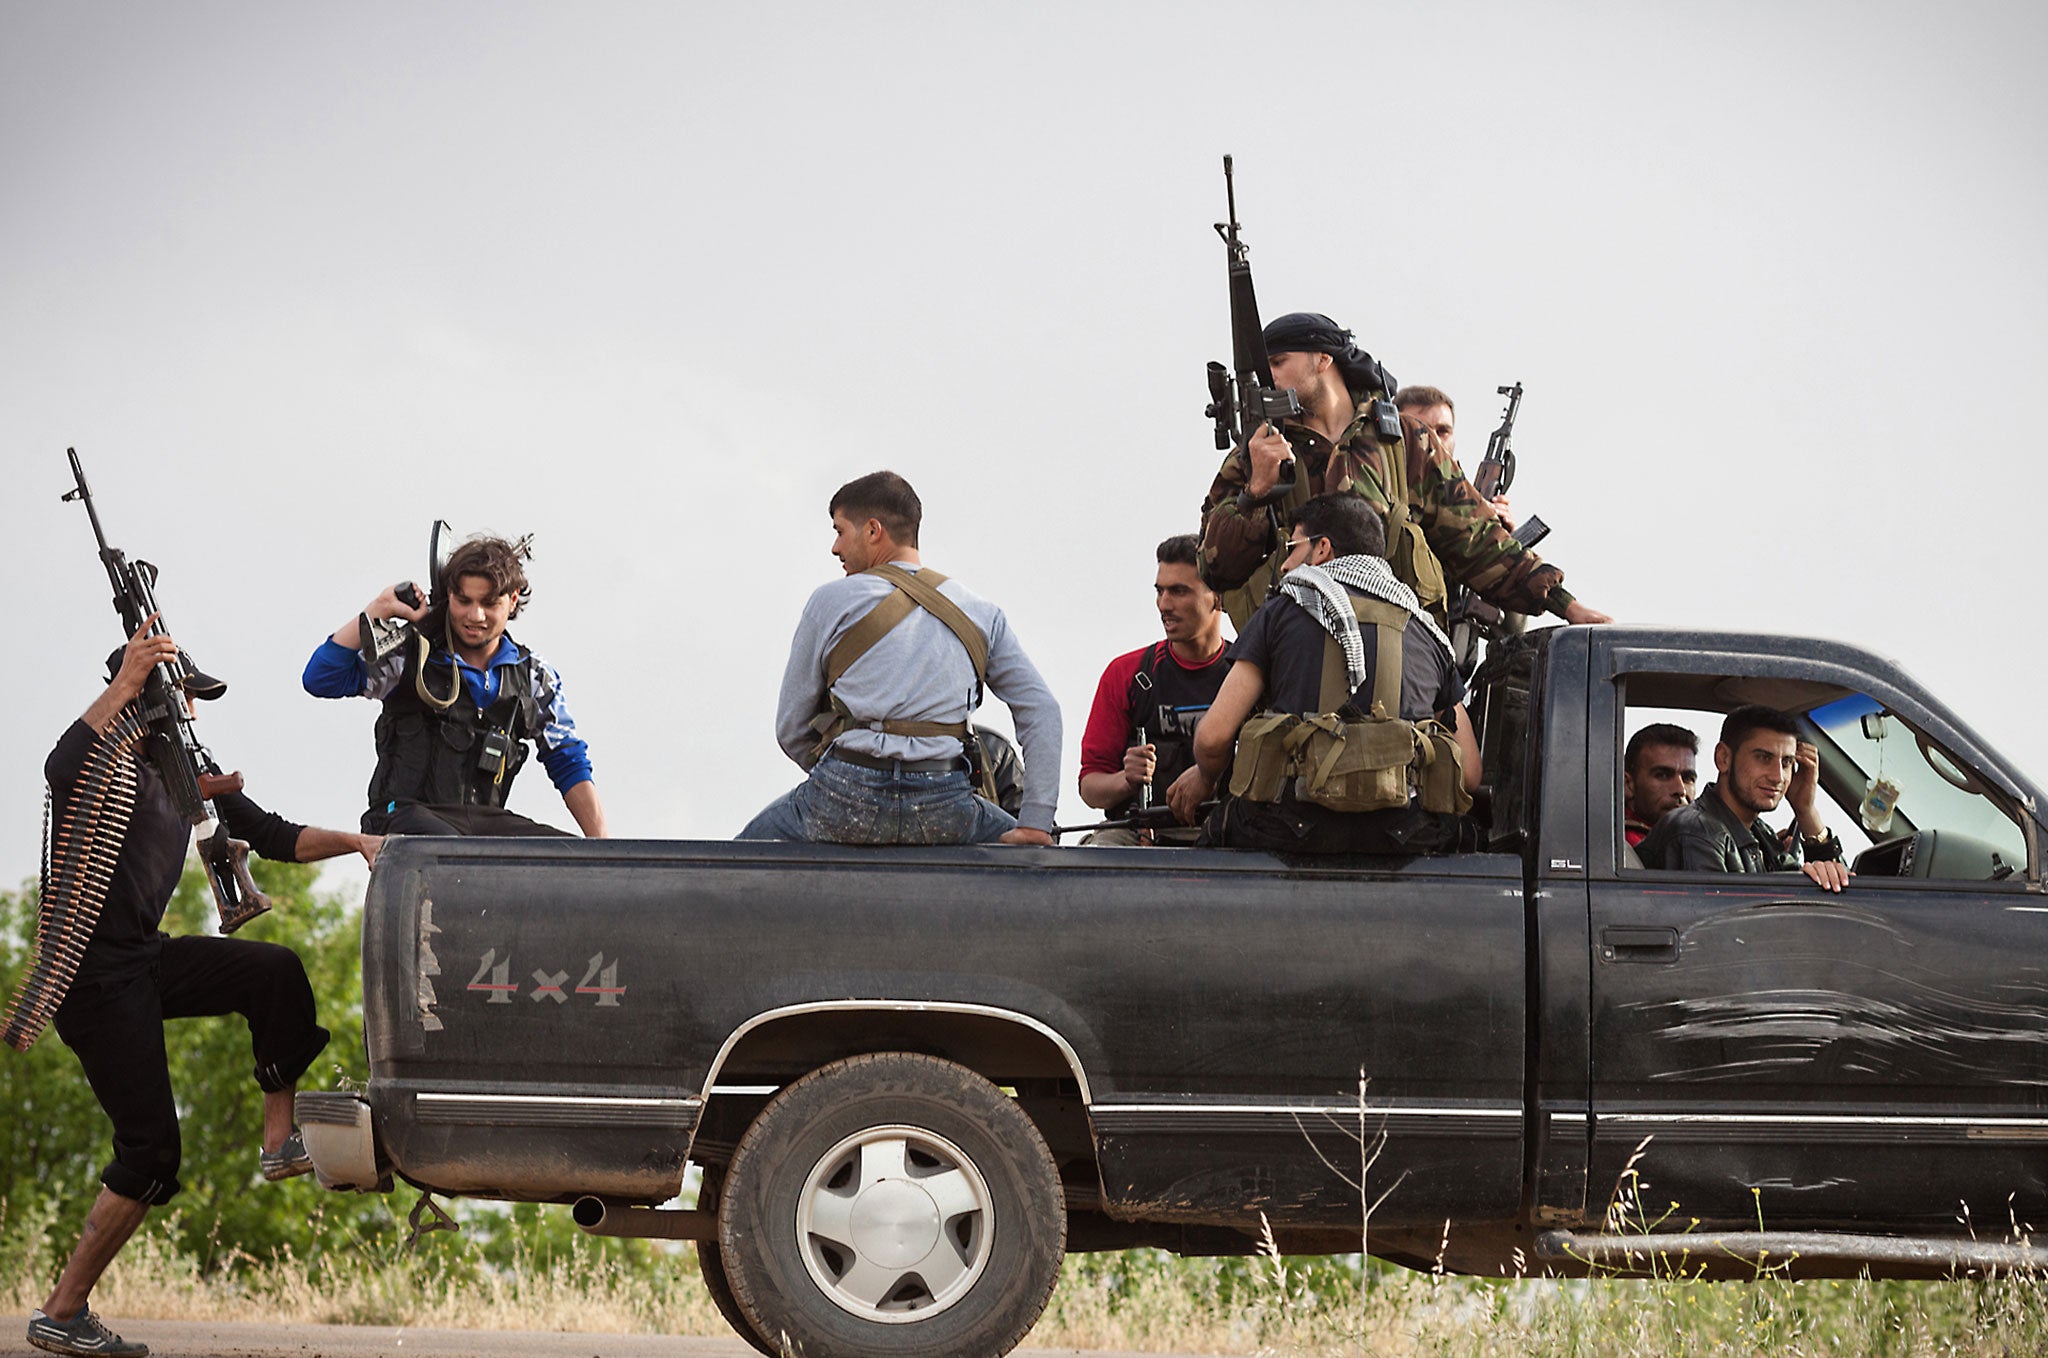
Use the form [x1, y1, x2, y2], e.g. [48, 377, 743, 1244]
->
[4, 706, 147, 1052]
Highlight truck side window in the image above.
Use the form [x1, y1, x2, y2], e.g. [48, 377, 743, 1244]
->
[1618, 678, 2029, 883]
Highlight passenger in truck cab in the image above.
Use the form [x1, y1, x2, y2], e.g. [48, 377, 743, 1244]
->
[1637, 704, 1851, 891]
[1622, 722, 1699, 848]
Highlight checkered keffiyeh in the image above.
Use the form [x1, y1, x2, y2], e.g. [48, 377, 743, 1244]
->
[1277, 555, 1450, 695]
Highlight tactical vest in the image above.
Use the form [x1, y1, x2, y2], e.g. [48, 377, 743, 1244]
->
[1112, 640, 1225, 820]
[367, 633, 543, 818]
[1221, 414, 1451, 633]
[1227, 595, 1469, 817]
[807, 565, 1003, 802]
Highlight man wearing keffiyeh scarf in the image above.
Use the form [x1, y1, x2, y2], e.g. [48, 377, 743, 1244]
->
[1169, 494, 1479, 854]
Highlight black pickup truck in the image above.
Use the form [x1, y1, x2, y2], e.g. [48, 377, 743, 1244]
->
[299, 625, 2048, 1357]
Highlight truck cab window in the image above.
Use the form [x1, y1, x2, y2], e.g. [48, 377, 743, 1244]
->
[1617, 679, 2029, 883]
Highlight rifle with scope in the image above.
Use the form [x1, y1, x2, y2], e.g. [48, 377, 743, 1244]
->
[64, 448, 269, 934]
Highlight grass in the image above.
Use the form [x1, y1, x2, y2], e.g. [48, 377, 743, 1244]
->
[6, 1194, 2045, 1355]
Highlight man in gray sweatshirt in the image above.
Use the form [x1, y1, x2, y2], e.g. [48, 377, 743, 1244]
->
[739, 471, 1061, 846]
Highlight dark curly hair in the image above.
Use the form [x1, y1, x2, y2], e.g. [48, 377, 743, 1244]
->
[441, 536, 531, 618]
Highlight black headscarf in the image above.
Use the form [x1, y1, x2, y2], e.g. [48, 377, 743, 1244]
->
[1261, 312, 1396, 396]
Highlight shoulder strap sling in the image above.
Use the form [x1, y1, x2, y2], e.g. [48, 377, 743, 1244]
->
[811, 565, 992, 763]
[823, 565, 988, 690]
[1316, 595, 1408, 718]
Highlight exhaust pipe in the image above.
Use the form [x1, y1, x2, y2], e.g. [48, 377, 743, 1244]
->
[571, 1195, 716, 1241]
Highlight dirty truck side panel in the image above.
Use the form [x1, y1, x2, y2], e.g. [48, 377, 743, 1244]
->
[1581, 634, 2048, 1231]
[362, 839, 1528, 1231]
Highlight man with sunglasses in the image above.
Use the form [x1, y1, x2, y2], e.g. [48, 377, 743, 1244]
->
[1171, 494, 1479, 854]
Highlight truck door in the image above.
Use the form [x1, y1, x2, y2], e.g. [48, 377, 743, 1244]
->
[1585, 638, 2048, 1234]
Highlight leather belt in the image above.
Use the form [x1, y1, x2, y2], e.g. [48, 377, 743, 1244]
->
[827, 749, 969, 775]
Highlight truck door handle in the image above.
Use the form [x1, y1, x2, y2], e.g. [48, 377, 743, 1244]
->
[1600, 926, 1679, 963]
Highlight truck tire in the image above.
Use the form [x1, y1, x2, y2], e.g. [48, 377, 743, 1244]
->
[695, 1168, 773, 1357]
[717, 1052, 1065, 1358]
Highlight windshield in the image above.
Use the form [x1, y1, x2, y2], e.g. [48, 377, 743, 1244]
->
[1806, 693, 2026, 866]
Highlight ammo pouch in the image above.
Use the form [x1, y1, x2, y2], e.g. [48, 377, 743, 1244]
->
[1226, 593, 1470, 817]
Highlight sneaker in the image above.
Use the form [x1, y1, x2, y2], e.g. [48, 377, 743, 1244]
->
[260, 1128, 314, 1182]
[27, 1306, 148, 1356]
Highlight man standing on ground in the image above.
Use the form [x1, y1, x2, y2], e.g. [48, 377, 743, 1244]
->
[304, 535, 608, 838]
[1623, 723, 1699, 848]
[1171, 494, 1478, 854]
[26, 623, 379, 1358]
[1200, 313, 1609, 631]
[1638, 705, 1849, 891]
[1076, 535, 1232, 846]
[741, 471, 1061, 846]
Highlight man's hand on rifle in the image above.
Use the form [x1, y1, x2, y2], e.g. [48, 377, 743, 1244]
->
[85, 615, 176, 733]
[368, 582, 431, 624]
[1120, 743, 1157, 793]
[1489, 494, 1517, 532]
[1245, 422, 1292, 499]
[1166, 766, 1215, 827]
[115, 615, 177, 698]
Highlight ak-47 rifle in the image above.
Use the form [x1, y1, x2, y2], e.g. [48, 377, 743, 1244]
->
[1051, 801, 1218, 842]
[1447, 384, 1552, 681]
[64, 448, 269, 933]
[1204, 154, 1302, 500]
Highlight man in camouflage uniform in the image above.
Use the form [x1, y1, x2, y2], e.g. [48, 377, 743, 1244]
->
[1199, 313, 1610, 630]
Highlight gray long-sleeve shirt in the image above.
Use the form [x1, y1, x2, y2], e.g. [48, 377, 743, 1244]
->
[772, 561, 1063, 831]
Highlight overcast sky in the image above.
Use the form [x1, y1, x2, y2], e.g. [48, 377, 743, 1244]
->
[3, 1, 2043, 894]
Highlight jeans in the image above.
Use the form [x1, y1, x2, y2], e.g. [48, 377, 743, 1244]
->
[740, 756, 1017, 845]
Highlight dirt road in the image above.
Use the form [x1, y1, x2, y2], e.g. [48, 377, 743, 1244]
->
[0, 1318, 1215, 1358]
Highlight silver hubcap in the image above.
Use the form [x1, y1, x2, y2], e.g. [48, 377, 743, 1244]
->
[795, 1124, 994, 1322]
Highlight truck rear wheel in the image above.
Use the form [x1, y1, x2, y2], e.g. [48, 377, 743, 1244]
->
[694, 1167, 772, 1356]
[717, 1052, 1065, 1358]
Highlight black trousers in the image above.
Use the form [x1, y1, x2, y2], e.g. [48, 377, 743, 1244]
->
[54, 936, 330, 1205]
[378, 802, 572, 837]
[1197, 795, 1463, 855]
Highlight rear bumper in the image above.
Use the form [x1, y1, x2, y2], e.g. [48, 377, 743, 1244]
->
[295, 1090, 391, 1192]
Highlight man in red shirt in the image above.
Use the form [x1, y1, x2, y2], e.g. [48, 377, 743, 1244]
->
[1076, 535, 1232, 845]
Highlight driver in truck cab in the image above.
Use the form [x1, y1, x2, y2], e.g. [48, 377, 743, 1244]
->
[1637, 704, 1851, 892]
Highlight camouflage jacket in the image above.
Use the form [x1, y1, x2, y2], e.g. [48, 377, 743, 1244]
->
[1198, 408, 1572, 619]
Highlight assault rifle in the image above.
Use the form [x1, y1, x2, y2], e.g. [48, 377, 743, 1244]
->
[64, 449, 269, 933]
[1051, 802, 1217, 842]
[1204, 154, 1301, 499]
[1446, 384, 1552, 681]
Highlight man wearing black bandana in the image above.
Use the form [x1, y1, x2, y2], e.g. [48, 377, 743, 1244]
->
[1198, 311, 1611, 632]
